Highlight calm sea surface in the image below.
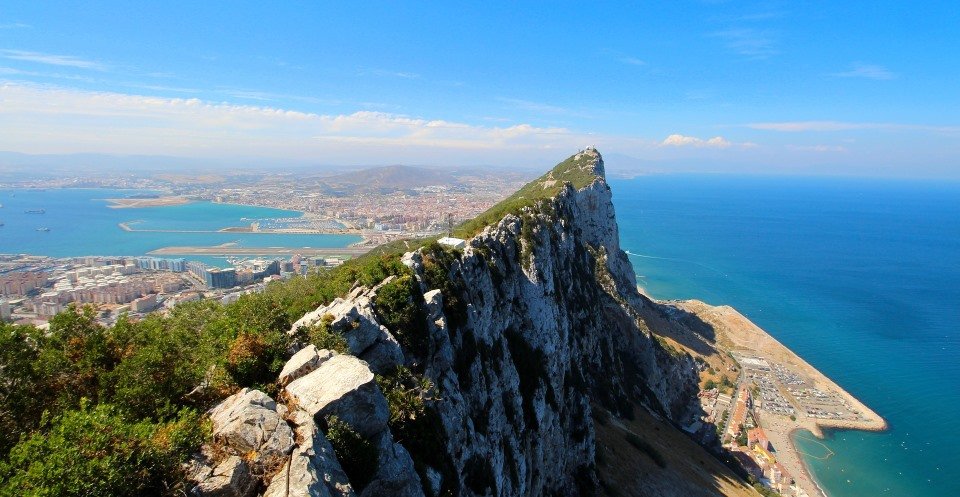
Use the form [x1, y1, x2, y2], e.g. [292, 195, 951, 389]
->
[0, 188, 360, 267]
[611, 175, 960, 497]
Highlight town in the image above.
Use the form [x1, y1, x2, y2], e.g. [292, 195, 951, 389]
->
[1, 164, 530, 244]
[691, 352, 873, 497]
[0, 252, 347, 327]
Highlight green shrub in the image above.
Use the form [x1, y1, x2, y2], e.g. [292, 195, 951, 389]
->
[375, 367, 456, 495]
[373, 275, 429, 360]
[303, 316, 350, 354]
[0, 401, 204, 496]
[324, 416, 379, 492]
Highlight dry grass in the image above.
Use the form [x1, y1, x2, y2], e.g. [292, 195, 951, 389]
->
[594, 404, 761, 497]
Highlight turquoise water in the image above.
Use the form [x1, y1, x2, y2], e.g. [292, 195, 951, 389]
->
[611, 175, 960, 497]
[0, 188, 360, 267]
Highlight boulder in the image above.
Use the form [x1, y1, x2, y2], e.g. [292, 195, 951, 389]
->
[208, 388, 295, 466]
[264, 410, 354, 497]
[285, 355, 389, 438]
[192, 456, 255, 497]
[358, 335, 404, 374]
[279, 345, 335, 386]
[289, 287, 401, 361]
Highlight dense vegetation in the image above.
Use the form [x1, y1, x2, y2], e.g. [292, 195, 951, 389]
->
[0, 253, 410, 495]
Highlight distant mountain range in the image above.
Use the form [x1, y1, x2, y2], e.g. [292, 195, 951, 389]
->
[318, 165, 460, 193]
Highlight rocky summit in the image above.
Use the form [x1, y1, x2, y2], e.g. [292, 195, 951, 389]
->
[188, 149, 743, 497]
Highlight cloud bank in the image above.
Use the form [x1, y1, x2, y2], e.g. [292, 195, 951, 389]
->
[661, 134, 734, 148]
[0, 82, 586, 164]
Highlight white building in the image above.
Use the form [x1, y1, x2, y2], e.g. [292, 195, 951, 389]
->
[438, 237, 466, 250]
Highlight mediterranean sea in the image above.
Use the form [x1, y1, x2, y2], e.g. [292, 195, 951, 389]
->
[0, 188, 360, 267]
[611, 175, 960, 496]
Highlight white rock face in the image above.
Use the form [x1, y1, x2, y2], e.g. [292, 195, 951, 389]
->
[192, 455, 255, 497]
[207, 388, 295, 465]
[263, 410, 354, 497]
[397, 149, 699, 496]
[289, 285, 404, 374]
[285, 354, 389, 438]
[279, 345, 334, 386]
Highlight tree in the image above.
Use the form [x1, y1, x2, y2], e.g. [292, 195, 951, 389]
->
[0, 401, 203, 496]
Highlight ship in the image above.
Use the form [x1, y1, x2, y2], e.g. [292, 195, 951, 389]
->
[25, 209, 45, 214]
[36, 227, 50, 232]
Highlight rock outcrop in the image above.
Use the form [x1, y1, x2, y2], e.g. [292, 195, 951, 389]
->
[193, 351, 421, 497]
[290, 283, 404, 374]
[285, 354, 389, 438]
[192, 149, 701, 497]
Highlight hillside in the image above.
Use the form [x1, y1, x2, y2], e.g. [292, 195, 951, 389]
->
[0, 149, 759, 497]
[319, 165, 460, 193]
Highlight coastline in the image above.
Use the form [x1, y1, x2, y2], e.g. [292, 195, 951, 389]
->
[645, 293, 886, 497]
[788, 427, 830, 497]
[682, 300, 887, 436]
[105, 196, 193, 208]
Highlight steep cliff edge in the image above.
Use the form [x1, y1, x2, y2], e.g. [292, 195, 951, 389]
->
[190, 149, 758, 497]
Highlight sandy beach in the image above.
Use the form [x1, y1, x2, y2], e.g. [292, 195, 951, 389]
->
[652, 298, 887, 497]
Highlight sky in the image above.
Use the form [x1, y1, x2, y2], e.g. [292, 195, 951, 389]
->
[1, 1, 959, 178]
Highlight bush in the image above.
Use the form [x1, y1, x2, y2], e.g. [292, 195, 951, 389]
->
[0, 401, 204, 496]
[373, 275, 429, 360]
[376, 367, 455, 495]
[324, 416, 378, 492]
[303, 316, 350, 354]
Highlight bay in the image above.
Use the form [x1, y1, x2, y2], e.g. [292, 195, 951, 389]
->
[0, 188, 360, 267]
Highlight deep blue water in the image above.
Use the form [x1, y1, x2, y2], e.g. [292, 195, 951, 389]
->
[0, 188, 360, 267]
[610, 175, 960, 496]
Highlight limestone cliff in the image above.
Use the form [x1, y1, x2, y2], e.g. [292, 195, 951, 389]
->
[190, 149, 750, 497]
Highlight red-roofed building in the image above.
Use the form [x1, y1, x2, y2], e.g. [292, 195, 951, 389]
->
[747, 427, 771, 451]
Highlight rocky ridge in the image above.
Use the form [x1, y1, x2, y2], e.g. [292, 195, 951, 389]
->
[190, 149, 703, 497]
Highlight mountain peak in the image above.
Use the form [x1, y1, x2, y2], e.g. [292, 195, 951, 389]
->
[540, 147, 604, 189]
[452, 149, 605, 239]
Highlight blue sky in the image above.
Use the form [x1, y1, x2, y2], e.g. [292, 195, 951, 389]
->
[1, 1, 959, 177]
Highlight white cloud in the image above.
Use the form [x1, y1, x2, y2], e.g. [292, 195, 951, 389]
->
[497, 97, 573, 115]
[0, 82, 583, 162]
[747, 121, 960, 134]
[0, 49, 105, 70]
[661, 134, 732, 148]
[708, 28, 778, 58]
[833, 63, 896, 80]
[0, 22, 31, 29]
[620, 56, 645, 66]
[362, 68, 420, 79]
[787, 144, 847, 153]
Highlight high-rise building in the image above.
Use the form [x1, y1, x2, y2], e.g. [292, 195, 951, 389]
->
[0, 300, 10, 321]
[204, 268, 237, 289]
